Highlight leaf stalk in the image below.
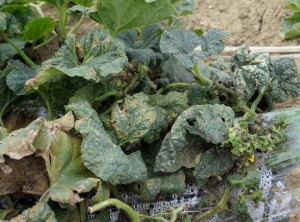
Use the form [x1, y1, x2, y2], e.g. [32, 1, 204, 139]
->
[0, 32, 37, 67]
[88, 198, 141, 222]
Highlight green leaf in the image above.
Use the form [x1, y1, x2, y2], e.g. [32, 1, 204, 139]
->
[117, 24, 161, 65]
[269, 57, 300, 102]
[5, 60, 38, 95]
[90, 180, 110, 205]
[0, 5, 36, 27]
[0, 77, 18, 123]
[161, 55, 196, 83]
[0, 209, 19, 220]
[135, 169, 186, 201]
[160, 28, 204, 67]
[25, 29, 127, 90]
[231, 45, 271, 101]
[193, 146, 235, 186]
[0, 39, 25, 66]
[0, 12, 22, 33]
[95, 0, 176, 36]
[199, 28, 229, 57]
[111, 92, 156, 145]
[279, 0, 300, 39]
[148, 91, 189, 124]
[23, 17, 56, 43]
[47, 129, 99, 205]
[143, 106, 168, 144]
[170, 0, 197, 15]
[9, 202, 57, 222]
[39, 0, 68, 7]
[187, 82, 219, 106]
[66, 84, 147, 185]
[0, 117, 51, 163]
[154, 104, 235, 172]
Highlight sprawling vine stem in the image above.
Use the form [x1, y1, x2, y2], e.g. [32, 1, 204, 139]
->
[156, 83, 190, 94]
[88, 198, 141, 222]
[194, 184, 232, 221]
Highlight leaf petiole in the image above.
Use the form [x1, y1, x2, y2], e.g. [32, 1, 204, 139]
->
[194, 184, 232, 222]
[0, 32, 37, 67]
[156, 83, 190, 94]
[88, 198, 141, 222]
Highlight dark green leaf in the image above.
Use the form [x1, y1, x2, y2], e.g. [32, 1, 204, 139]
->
[0, 11, 22, 33]
[117, 24, 161, 65]
[160, 28, 204, 67]
[187, 82, 219, 106]
[0, 77, 18, 121]
[95, 0, 176, 36]
[143, 106, 168, 144]
[5, 60, 38, 95]
[23, 17, 56, 43]
[0, 5, 36, 27]
[199, 28, 229, 57]
[269, 57, 300, 102]
[161, 55, 196, 83]
[65, 84, 147, 185]
[193, 146, 235, 186]
[231, 45, 271, 101]
[0, 39, 25, 66]
[25, 29, 127, 90]
[170, 0, 197, 15]
[135, 169, 186, 201]
[154, 104, 235, 172]
[9, 202, 57, 222]
[111, 92, 156, 145]
[148, 91, 189, 124]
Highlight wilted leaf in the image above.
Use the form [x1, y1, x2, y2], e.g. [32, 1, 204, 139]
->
[231, 45, 271, 101]
[25, 29, 127, 89]
[0, 156, 49, 195]
[10, 202, 57, 222]
[46, 111, 74, 132]
[0, 117, 51, 163]
[111, 92, 156, 145]
[90, 180, 110, 205]
[94, 0, 176, 36]
[193, 146, 235, 186]
[154, 104, 235, 172]
[134, 169, 186, 201]
[47, 130, 99, 205]
[117, 24, 161, 65]
[269, 57, 300, 102]
[23, 17, 56, 43]
[0, 12, 22, 33]
[66, 84, 147, 185]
